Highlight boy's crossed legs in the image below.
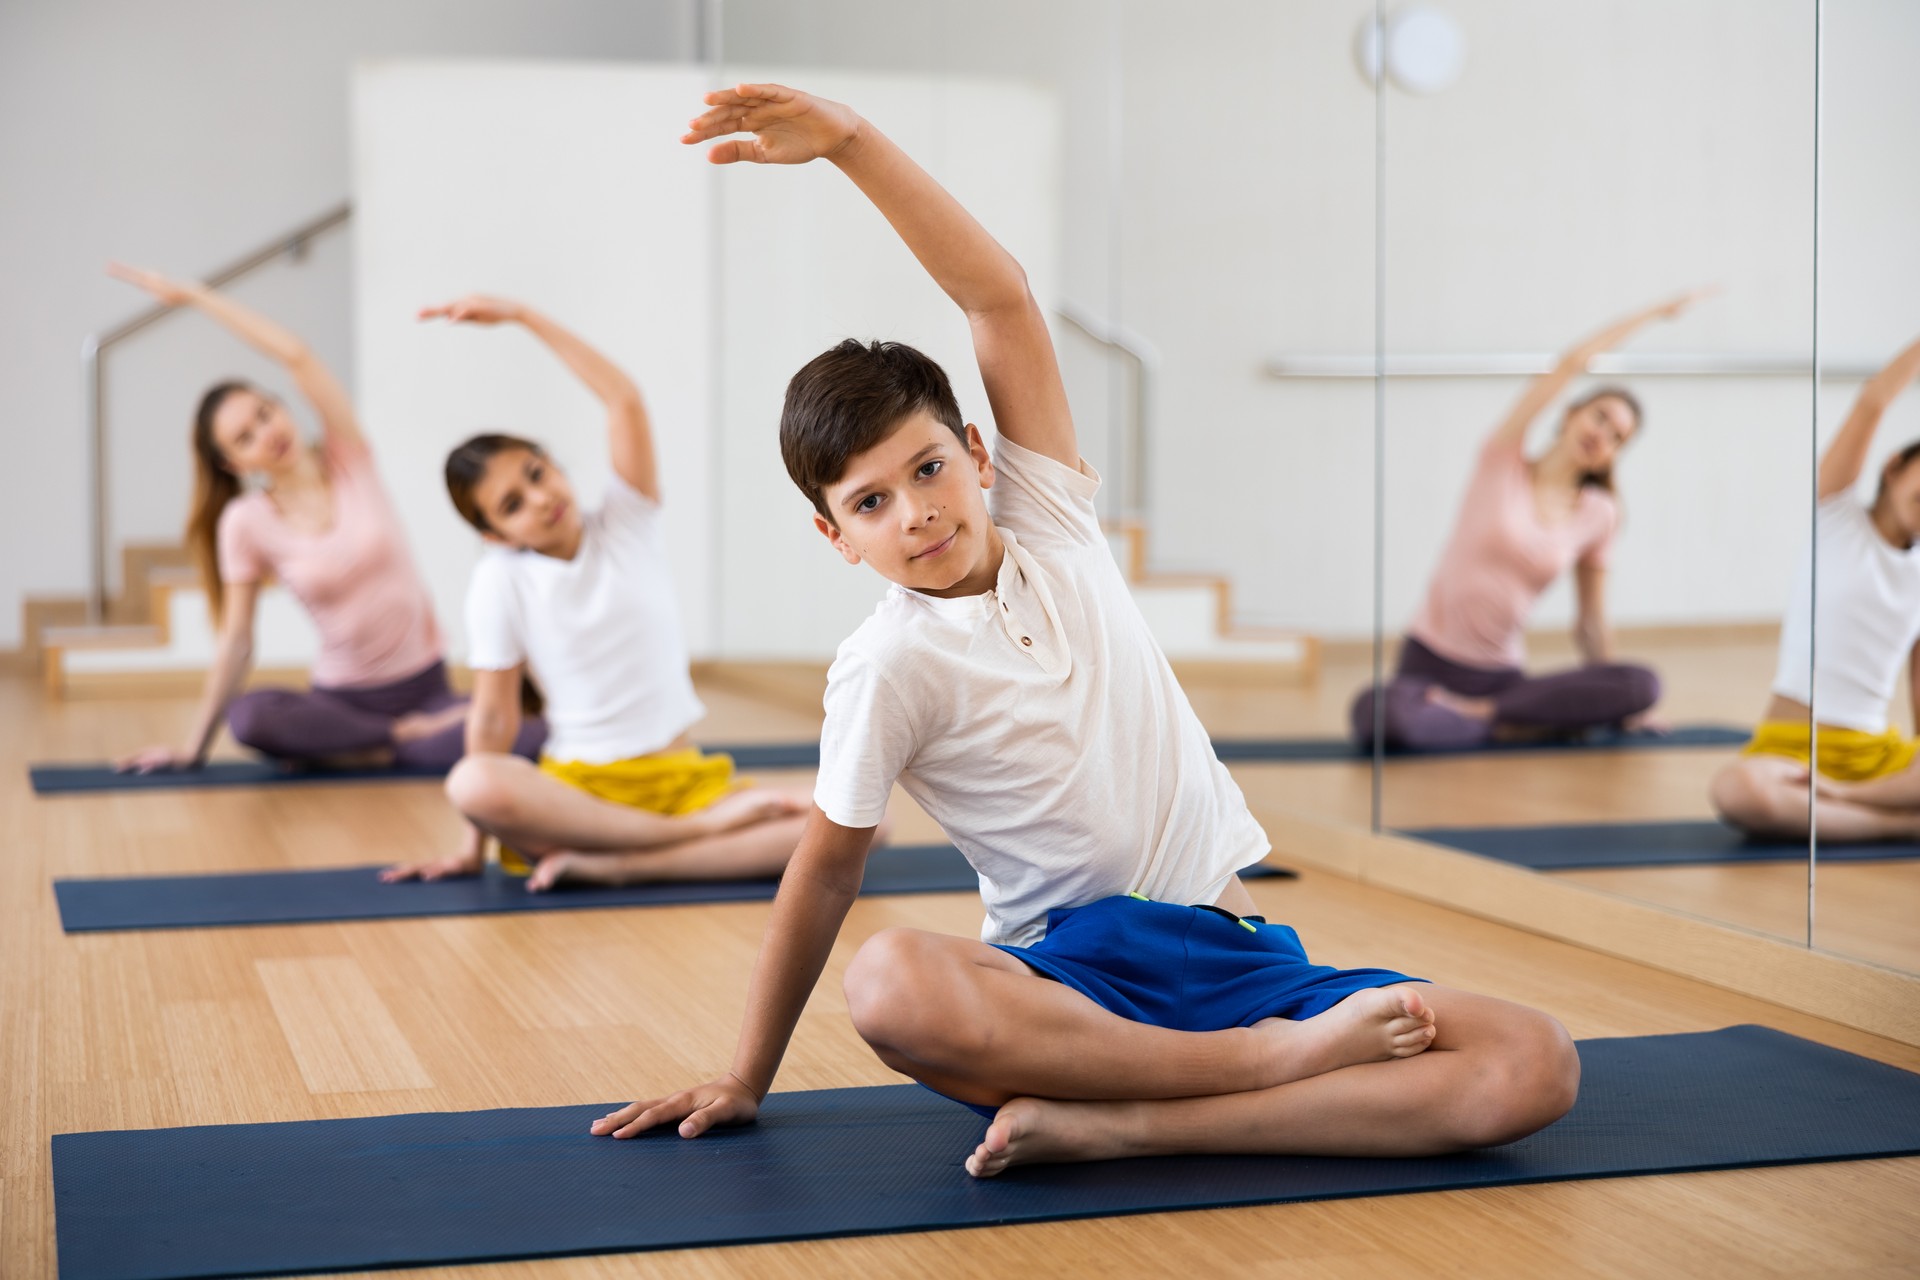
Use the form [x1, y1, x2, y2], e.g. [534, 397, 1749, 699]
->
[842, 923, 1579, 1178]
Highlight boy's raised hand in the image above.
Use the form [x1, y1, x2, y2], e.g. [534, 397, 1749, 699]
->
[591, 1073, 761, 1139]
[683, 83, 861, 166]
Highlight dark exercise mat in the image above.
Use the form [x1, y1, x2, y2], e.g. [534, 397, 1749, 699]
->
[1407, 818, 1920, 870]
[51, 1025, 1920, 1280]
[27, 741, 826, 796]
[52, 849, 1294, 933]
[29, 726, 1752, 794]
[1210, 723, 1750, 763]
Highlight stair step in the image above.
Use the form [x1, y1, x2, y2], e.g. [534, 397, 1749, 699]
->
[41, 624, 164, 649]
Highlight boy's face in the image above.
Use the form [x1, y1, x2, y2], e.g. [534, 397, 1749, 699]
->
[816, 413, 1001, 597]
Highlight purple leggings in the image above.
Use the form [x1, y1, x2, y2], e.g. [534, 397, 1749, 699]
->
[226, 660, 546, 771]
[1349, 635, 1660, 751]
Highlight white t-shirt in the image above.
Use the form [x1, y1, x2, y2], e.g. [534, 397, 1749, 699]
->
[465, 474, 705, 764]
[1772, 494, 1920, 733]
[813, 435, 1271, 947]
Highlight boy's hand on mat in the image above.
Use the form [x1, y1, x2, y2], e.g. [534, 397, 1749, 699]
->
[683, 83, 861, 166]
[114, 745, 198, 773]
[591, 1076, 761, 1139]
[106, 261, 199, 306]
[417, 295, 525, 326]
[379, 849, 482, 883]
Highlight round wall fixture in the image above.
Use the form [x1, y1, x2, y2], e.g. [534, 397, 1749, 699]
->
[1354, 5, 1468, 95]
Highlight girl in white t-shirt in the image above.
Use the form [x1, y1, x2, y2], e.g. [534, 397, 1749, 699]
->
[381, 296, 807, 891]
[1711, 335, 1920, 840]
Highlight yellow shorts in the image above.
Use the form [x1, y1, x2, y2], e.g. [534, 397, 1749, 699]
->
[498, 747, 737, 874]
[1741, 720, 1918, 783]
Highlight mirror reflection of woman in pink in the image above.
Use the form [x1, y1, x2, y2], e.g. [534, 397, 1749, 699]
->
[106, 264, 545, 775]
[1350, 290, 1711, 751]
[1711, 335, 1920, 839]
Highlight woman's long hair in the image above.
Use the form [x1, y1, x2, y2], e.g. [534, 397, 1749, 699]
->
[1565, 385, 1643, 493]
[183, 381, 251, 622]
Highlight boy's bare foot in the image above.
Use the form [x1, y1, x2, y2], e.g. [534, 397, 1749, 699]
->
[966, 1097, 1134, 1178]
[699, 787, 809, 834]
[1257, 985, 1436, 1085]
[1424, 686, 1496, 722]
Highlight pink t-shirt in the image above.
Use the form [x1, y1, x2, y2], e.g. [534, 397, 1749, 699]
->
[216, 440, 442, 689]
[1408, 440, 1617, 671]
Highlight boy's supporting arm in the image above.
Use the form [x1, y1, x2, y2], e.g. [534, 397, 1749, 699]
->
[686, 83, 1078, 469]
[593, 809, 877, 1138]
[420, 296, 660, 501]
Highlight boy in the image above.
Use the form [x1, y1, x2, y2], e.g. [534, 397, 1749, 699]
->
[593, 83, 1579, 1176]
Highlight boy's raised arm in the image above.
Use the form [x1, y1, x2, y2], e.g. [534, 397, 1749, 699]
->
[686, 83, 1079, 469]
[592, 809, 877, 1139]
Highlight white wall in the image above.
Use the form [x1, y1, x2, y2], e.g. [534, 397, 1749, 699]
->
[724, 0, 1919, 640]
[351, 62, 1058, 661]
[0, 0, 691, 647]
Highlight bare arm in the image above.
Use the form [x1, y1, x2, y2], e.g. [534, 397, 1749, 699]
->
[592, 809, 877, 1138]
[115, 582, 259, 772]
[106, 263, 363, 450]
[1817, 335, 1920, 501]
[1487, 289, 1713, 453]
[420, 296, 659, 500]
[685, 83, 1078, 468]
[382, 666, 523, 883]
[1572, 560, 1611, 665]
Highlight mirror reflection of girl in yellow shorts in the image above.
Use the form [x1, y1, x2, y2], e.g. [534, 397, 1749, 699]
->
[1712, 336, 1920, 840]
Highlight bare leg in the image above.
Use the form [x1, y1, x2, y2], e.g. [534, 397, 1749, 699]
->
[445, 753, 806, 853]
[525, 812, 810, 891]
[964, 985, 1577, 1176]
[842, 929, 1436, 1106]
[1709, 754, 1920, 841]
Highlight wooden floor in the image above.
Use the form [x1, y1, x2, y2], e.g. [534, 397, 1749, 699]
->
[7, 671, 1920, 1277]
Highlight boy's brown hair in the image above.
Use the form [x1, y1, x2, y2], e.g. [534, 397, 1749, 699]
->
[781, 339, 967, 519]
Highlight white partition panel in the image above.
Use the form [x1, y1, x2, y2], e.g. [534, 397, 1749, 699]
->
[352, 60, 716, 658]
[714, 70, 1061, 657]
[353, 61, 1059, 661]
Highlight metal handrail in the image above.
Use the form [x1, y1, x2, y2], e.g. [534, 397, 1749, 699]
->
[81, 202, 352, 620]
[1056, 305, 1158, 521]
[1264, 351, 1881, 380]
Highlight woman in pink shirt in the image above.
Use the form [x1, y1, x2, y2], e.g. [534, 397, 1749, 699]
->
[1350, 291, 1707, 751]
[108, 264, 543, 774]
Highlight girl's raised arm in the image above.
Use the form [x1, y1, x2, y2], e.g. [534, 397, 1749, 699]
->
[420, 296, 658, 501]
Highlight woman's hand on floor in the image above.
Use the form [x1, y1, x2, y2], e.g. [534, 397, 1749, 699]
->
[114, 744, 199, 773]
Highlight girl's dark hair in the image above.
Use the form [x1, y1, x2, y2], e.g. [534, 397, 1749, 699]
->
[1875, 439, 1920, 505]
[443, 433, 549, 717]
[444, 433, 546, 533]
[184, 380, 253, 622]
[1564, 386, 1644, 493]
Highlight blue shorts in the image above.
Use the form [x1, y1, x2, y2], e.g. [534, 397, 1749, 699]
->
[996, 894, 1426, 1030]
[939, 894, 1426, 1118]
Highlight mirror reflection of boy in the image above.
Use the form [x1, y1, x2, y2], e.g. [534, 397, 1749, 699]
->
[595, 84, 1580, 1177]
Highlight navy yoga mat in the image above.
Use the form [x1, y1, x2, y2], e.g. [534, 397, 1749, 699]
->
[51, 849, 1294, 933]
[28, 725, 1750, 794]
[1209, 723, 1750, 763]
[1407, 818, 1920, 870]
[27, 740, 824, 795]
[51, 1026, 1920, 1280]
